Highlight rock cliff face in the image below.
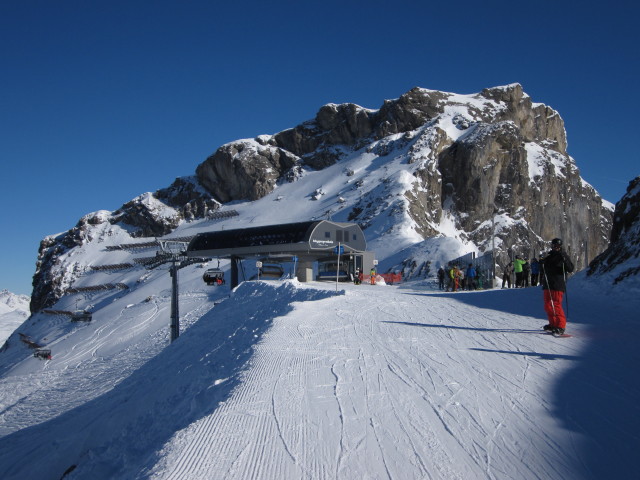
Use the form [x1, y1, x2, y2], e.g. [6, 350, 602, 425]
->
[195, 142, 299, 203]
[194, 83, 611, 271]
[30, 84, 613, 312]
[587, 176, 640, 284]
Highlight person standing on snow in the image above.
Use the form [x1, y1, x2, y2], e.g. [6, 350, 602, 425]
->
[530, 257, 540, 286]
[502, 261, 513, 289]
[448, 265, 456, 291]
[522, 260, 530, 287]
[354, 269, 362, 285]
[437, 267, 445, 290]
[450, 265, 460, 292]
[540, 238, 574, 335]
[513, 255, 526, 287]
[457, 266, 465, 290]
[466, 263, 477, 290]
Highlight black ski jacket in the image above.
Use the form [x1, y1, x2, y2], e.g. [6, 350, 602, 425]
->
[540, 249, 575, 292]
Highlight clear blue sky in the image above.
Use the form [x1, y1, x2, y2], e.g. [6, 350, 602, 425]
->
[1, 0, 638, 296]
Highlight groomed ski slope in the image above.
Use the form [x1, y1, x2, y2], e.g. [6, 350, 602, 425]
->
[148, 283, 577, 480]
[0, 278, 638, 480]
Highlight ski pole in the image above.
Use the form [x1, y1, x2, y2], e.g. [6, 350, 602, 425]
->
[542, 262, 557, 318]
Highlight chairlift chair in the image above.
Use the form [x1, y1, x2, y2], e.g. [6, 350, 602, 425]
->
[34, 349, 52, 360]
[259, 263, 285, 279]
[316, 261, 349, 281]
[203, 268, 225, 285]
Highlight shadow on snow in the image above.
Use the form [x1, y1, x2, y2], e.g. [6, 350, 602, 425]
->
[400, 283, 640, 479]
[469, 348, 580, 361]
[0, 281, 339, 480]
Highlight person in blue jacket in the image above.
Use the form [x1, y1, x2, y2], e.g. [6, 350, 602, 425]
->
[466, 264, 477, 290]
[530, 257, 540, 286]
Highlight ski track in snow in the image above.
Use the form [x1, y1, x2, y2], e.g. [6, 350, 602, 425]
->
[1, 280, 635, 480]
[142, 284, 588, 480]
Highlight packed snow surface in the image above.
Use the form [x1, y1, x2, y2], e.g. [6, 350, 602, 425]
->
[0, 275, 638, 480]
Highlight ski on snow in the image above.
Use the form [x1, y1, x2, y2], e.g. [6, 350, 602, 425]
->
[546, 331, 572, 338]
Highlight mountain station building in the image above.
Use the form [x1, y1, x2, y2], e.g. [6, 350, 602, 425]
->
[187, 220, 375, 288]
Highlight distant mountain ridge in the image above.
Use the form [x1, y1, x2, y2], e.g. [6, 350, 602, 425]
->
[0, 290, 30, 345]
[30, 84, 613, 313]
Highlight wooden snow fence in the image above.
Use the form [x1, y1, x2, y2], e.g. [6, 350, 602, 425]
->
[19, 333, 43, 349]
[66, 283, 129, 294]
[90, 263, 134, 271]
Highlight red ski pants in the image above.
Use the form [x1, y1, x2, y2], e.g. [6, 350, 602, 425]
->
[543, 290, 567, 329]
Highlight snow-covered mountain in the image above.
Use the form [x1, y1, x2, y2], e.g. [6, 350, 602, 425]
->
[30, 84, 612, 314]
[0, 290, 30, 346]
[2, 85, 637, 479]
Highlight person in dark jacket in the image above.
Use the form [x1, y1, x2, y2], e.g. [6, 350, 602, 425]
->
[530, 257, 540, 286]
[501, 261, 513, 289]
[540, 238, 574, 335]
[437, 267, 445, 290]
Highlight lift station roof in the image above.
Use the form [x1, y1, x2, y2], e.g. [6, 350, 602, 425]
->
[187, 220, 367, 259]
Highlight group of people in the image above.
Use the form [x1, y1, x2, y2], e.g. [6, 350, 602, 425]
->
[437, 264, 486, 292]
[503, 240, 574, 335]
[353, 268, 378, 285]
[501, 256, 540, 288]
[436, 238, 574, 336]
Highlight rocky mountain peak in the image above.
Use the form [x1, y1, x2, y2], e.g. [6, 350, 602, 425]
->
[193, 84, 609, 275]
[480, 83, 525, 102]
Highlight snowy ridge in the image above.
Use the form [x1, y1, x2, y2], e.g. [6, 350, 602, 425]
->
[0, 290, 30, 346]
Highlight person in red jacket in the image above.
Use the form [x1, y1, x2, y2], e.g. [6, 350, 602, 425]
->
[540, 238, 575, 335]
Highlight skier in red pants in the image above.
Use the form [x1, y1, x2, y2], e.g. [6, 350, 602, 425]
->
[540, 238, 575, 335]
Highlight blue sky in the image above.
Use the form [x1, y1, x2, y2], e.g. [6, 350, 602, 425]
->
[1, 0, 638, 296]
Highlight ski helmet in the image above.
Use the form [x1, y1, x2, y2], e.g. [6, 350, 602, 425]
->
[551, 238, 563, 247]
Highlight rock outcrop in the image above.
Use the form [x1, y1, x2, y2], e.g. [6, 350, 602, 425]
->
[587, 176, 640, 284]
[155, 176, 221, 222]
[196, 141, 300, 202]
